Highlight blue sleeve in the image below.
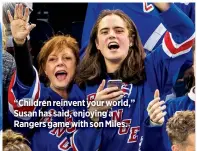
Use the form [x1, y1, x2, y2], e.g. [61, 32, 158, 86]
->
[141, 117, 169, 151]
[145, 4, 195, 98]
[166, 95, 195, 118]
[8, 68, 48, 135]
[175, 3, 195, 24]
[72, 127, 102, 151]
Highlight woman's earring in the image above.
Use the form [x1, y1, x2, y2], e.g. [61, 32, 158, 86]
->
[129, 43, 133, 48]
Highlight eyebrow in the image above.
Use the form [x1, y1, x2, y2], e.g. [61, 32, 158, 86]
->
[48, 55, 57, 57]
[100, 26, 124, 32]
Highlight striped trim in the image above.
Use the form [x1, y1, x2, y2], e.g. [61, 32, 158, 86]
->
[162, 32, 195, 58]
[72, 130, 79, 151]
[144, 23, 166, 51]
[8, 67, 40, 120]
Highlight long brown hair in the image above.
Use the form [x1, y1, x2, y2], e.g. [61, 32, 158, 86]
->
[76, 9, 146, 86]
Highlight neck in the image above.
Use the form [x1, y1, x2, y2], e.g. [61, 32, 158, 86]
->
[50, 86, 68, 99]
[105, 60, 121, 73]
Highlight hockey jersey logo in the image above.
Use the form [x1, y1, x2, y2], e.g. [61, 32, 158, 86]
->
[86, 83, 133, 102]
[143, 3, 154, 13]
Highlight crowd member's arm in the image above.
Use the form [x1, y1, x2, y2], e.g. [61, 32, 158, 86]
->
[141, 89, 168, 151]
[8, 4, 36, 86]
[145, 3, 195, 99]
[7, 4, 46, 135]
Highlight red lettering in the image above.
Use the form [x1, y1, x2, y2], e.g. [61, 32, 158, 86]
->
[49, 127, 67, 138]
[111, 109, 123, 122]
[127, 126, 140, 143]
[118, 119, 131, 135]
[58, 137, 72, 151]
[65, 115, 76, 134]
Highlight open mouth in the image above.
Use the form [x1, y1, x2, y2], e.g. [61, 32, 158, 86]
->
[55, 70, 67, 81]
[108, 42, 120, 50]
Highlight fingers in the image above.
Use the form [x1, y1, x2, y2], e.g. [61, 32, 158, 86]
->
[97, 80, 106, 93]
[152, 111, 167, 123]
[106, 95, 124, 108]
[27, 24, 36, 32]
[7, 10, 13, 22]
[149, 104, 166, 120]
[147, 97, 160, 111]
[154, 89, 160, 99]
[14, 4, 19, 20]
[23, 7, 29, 22]
[101, 90, 123, 100]
[12, 3, 28, 21]
[101, 87, 120, 95]
[148, 100, 165, 115]
[18, 4, 23, 19]
[158, 112, 167, 123]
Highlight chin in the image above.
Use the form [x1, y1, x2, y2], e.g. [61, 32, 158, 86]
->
[109, 57, 123, 62]
[55, 85, 68, 90]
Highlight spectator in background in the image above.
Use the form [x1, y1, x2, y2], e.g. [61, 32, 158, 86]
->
[2, 23, 16, 130]
[3, 129, 32, 151]
[166, 111, 195, 151]
[144, 46, 195, 150]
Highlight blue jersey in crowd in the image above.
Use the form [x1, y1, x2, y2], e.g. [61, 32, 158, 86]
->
[80, 2, 195, 58]
[72, 4, 195, 151]
[142, 86, 195, 151]
[8, 68, 86, 151]
[8, 4, 194, 151]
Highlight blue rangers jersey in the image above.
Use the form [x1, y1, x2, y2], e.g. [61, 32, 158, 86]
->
[8, 4, 194, 151]
[8, 68, 86, 151]
[142, 86, 195, 151]
[72, 4, 195, 151]
[80, 2, 195, 58]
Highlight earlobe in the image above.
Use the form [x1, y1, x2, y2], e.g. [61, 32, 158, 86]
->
[44, 70, 48, 77]
[95, 39, 99, 50]
[171, 145, 179, 151]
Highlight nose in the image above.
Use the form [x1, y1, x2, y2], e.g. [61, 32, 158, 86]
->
[57, 58, 64, 66]
[109, 30, 116, 39]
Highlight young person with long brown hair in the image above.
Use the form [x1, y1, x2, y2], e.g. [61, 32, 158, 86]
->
[72, 3, 195, 151]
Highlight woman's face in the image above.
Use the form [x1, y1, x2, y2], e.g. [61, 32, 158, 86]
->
[95, 14, 132, 64]
[45, 47, 76, 90]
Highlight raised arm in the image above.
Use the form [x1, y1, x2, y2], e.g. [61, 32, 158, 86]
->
[145, 3, 195, 99]
[8, 3, 36, 86]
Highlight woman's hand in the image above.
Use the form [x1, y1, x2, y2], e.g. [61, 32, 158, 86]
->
[7, 3, 36, 45]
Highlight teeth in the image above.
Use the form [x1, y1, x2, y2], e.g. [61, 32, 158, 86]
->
[108, 42, 118, 47]
[108, 42, 119, 49]
[55, 71, 67, 76]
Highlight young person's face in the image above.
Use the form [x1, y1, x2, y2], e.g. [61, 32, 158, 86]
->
[45, 47, 76, 90]
[95, 14, 132, 64]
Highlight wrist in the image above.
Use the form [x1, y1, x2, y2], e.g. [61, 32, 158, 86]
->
[14, 38, 26, 45]
[150, 119, 163, 126]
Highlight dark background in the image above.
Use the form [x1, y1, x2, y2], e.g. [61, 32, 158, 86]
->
[29, 3, 88, 48]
